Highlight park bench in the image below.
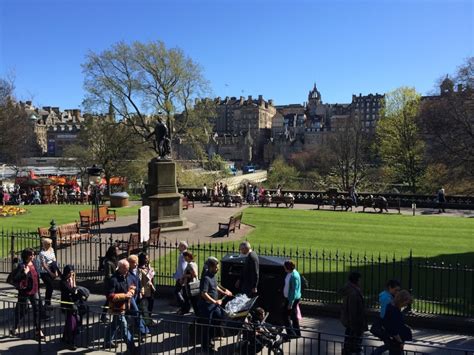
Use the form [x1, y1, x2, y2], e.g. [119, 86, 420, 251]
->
[58, 222, 91, 246]
[37, 227, 50, 238]
[116, 233, 141, 256]
[79, 206, 116, 229]
[218, 212, 243, 237]
[182, 196, 195, 210]
[145, 227, 161, 248]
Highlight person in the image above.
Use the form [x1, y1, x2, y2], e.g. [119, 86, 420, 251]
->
[38, 237, 58, 308]
[32, 188, 42, 204]
[198, 257, 233, 353]
[10, 248, 45, 340]
[372, 280, 401, 355]
[60, 264, 79, 350]
[437, 187, 446, 213]
[283, 260, 302, 338]
[236, 241, 259, 297]
[339, 271, 367, 355]
[100, 245, 118, 323]
[0, 188, 4, 206]
[349, 185, 358, 207]
[104, 259, 138, 354]
[202, 183, 208, 203]
[173, 241, 188, 311]
[179, 251, 198, 315]
[138, 253, 156, 326]
[382, 290, 413, 355]
[276, 184, 282, 197]
[127, 255, 149, 337]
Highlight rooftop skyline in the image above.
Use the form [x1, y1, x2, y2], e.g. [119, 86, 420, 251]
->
[1, 0, 472, 110]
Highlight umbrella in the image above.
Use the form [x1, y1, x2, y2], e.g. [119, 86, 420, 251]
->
[37, 178, 54, 185]
[22, 178, 40, 187]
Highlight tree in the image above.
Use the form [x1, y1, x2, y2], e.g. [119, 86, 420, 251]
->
[376, 87, 424, 192]
[82, 40, 212, 155]
[419, 58, 474, 184]
[0, 78, 39, 167]
[62, 115, 147, 194]
[326, 114, 371, 191]
[267, 156, 300, 189]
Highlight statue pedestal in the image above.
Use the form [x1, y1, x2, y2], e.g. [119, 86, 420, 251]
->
[144, 159, 189, 232]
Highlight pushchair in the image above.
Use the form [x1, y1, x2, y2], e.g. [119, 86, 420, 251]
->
[223, 296, 286, 355]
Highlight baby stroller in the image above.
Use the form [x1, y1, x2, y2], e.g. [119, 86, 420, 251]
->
[224, 296, 286, 355]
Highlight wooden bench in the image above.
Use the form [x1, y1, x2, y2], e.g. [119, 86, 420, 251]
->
[182, 197, 194, 210]
[218, 212, 243, 237]
[58, 222, 91, 246]
[38, 227, 50, 238]
[116, 233, 141, 256]
[145, 227, 161, 248]
[79, 206, 116, 229]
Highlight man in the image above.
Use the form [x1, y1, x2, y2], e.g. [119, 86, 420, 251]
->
[202, 183, 208, 203]
[199, 257, 233, 353]
[104, 259, 138, 354]
[173, 241, 188, 311]
[236, 241, 259, 297]
[437, 187, 446, 213]
[339, 272, 367, 355]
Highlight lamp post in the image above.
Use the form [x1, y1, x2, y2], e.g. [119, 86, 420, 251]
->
[87, 165, 103, 255]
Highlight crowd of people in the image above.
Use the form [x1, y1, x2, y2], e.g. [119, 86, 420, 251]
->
[7, 239, 413, 354]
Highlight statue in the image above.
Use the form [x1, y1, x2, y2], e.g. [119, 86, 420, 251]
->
[151, 119, 171, 159]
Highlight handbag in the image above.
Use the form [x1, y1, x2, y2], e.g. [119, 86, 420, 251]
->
[186, 280, 201, 297]
[370, 317, 386, 340]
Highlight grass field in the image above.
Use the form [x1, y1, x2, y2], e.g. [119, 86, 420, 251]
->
[242, 207, 473, 262]
[0, 204, 141, 232]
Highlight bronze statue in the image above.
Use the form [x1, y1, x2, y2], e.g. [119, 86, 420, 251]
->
[151, 119, 171, 159]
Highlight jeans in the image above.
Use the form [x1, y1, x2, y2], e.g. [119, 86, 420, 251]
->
[284, 299, 301, 338]
[14, 293, 40, 330]
[140, 296, 154, 325]
[343, 327, 363, 354]
[199, 302, 225, 351]
[174, 280, 185, 307]
[40, 273, 54, 305]
[105, 314, 135, 351]
[129, 297, 149, 335]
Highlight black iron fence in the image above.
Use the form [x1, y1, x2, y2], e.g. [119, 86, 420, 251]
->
[0, 230, 472, 318]
[0, 298, 471, 354]
[179, 187, 474, 210]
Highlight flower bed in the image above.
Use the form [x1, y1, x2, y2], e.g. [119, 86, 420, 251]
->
[0, 206, 27, 217]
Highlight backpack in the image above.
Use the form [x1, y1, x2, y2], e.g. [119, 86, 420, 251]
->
[7, 264, 33, 292]
[73, 285, 90, 302]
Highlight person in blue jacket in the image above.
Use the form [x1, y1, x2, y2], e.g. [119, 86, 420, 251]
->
[283, 260, 302, 338]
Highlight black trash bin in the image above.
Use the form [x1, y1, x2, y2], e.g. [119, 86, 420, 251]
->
[221, 254, 288, 325]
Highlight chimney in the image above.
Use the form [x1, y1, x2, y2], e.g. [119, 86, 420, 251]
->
[268, 99, 274, 106]
[43, 106, 51, 112]
[52, 107, 60, 115]
[239, 96, 244, 105]
[26, 100, 32, 106]
[248, 95, 253, 102]
[72, 109, 81, 121]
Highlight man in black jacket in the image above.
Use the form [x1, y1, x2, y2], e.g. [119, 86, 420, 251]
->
[339, 271, 367, 355]
[236, 242, 259, 297]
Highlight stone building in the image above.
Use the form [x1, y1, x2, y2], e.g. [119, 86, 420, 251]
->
[20, 101, 85, 157]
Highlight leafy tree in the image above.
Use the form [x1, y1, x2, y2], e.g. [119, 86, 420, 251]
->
[376, 87, 424, 192]
[267, 156, 300, 189]
[82, 40, 212, 155]
[205, 154, 227, 171]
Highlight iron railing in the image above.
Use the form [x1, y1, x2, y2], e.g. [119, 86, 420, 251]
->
[0, 230, 472, 318]
[0, 298, 471, 354]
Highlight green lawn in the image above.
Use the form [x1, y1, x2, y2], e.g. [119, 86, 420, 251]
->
[0, 204, 141, 232]
[242, 207, 473, 262]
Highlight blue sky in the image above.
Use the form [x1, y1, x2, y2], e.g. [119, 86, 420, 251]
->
[1, 0, 472, 110]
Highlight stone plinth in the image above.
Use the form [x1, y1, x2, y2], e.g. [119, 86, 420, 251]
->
[144, 159, 188, 232]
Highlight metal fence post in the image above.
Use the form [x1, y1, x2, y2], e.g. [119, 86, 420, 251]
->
[10, 234, 15, 267]
[407, 249, 413, 313]
[317, 331, 321, 355]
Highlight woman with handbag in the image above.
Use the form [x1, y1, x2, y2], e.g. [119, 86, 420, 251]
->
[138, 253, 157, 326]
[283, 260, 302, 338]
[38, 238, 58, 308]
[382, 290, 413, 355]
[10, 248, 45, 340]
[178, 252, 198, 315]
[60, 264, 79, 350]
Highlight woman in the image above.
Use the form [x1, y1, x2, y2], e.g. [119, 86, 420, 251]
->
[38, 238, 58, 307]
[138, 253, 156, 326]
[283, 260, 302, 338]
[60, 265, 78, 350]
[382, 289, 413, 355]
[100, 245, 118, 323]
[179, 251, 198, 315]
[11, 248, 45, 339]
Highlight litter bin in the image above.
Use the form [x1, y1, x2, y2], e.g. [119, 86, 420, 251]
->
[221, 254, 288, 325]
[110, 192, 129, 208]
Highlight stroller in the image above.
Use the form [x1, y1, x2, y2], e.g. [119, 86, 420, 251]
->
[224, 296, 286, 355]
